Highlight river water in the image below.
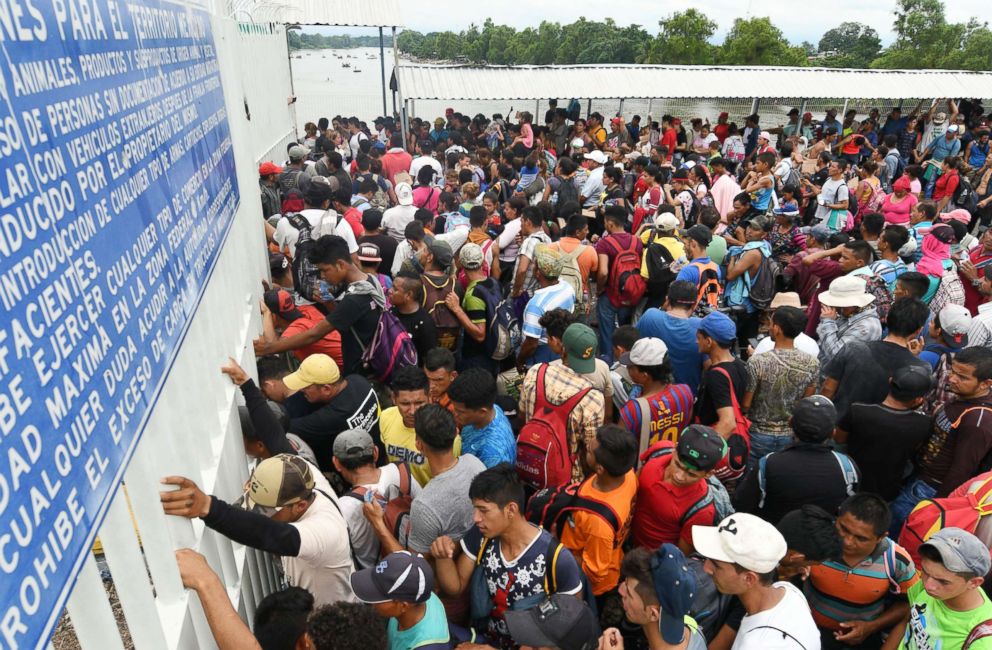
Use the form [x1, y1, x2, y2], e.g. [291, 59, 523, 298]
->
[290, 47, 873, 137]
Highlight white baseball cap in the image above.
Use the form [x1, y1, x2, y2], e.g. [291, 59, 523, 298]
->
[396, 182, 414, 206]
[584, 150, 608, 165]
[620, 337, 668, 367]
[654, 212, 680, 230]
[692, 514, 787, 574]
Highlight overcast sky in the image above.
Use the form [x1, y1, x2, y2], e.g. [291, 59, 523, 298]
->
[304, 0, 986, 47]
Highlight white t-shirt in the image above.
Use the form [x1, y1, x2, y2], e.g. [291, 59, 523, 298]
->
[338, 463, 422, 569]
[498, 217, 523, 262]
[815, 178, 849, 225]
[349, 132, 368, 160]
[390, 228, 469, 276]
[382, 204, 419, 241]
[753, 334, 820, 358]
[273, 209, 358, 258]
[284, 491, 357, 606]
[410, 156, 443, 184]
[732, 582, 820, 650]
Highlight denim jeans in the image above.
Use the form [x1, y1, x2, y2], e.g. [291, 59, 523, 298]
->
[597, 297, 632, 364]
[747, 430, 795, 474]
[889, 478, 937, 538]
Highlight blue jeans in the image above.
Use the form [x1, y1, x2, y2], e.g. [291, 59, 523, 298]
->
[889, 478, 937, 538]
[597, 297, 632, 364]
[747, 430, 795, 474]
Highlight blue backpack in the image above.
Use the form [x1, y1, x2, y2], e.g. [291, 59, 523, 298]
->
[472, 278, 521, 360]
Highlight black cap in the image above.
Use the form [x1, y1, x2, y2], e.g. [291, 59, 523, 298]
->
[685, 224, 713, 247]
[791, 396, 837, 442]
[890, 365, 934, 401]
[676, 425, 728, 472]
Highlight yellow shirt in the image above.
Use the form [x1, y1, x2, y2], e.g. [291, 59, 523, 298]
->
[558, 471, 638, 595]
[638, 231, 686, 279]
[379, 407, 462, 487]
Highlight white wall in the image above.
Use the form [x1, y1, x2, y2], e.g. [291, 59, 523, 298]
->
[59, 13, 298, 650]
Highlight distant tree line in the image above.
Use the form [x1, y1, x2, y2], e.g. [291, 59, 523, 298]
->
[384, 0, 990, 71]
[288, 31, 383, 50]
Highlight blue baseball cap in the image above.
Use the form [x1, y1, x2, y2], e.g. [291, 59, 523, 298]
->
[699, 311, 737, 346]
[650, 544, 696, 645]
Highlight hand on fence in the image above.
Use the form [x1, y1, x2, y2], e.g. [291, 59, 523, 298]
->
[221, 357, 250, 386]
[175, 549, 216, 591]
[160, 476, 212, 518]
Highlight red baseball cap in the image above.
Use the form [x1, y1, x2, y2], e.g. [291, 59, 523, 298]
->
[719, 112, 729, 119]
[259, 161, 283, 176]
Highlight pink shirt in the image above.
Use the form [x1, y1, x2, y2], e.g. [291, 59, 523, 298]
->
[880, 192, 918, 225]
[521, 123, 534, 148]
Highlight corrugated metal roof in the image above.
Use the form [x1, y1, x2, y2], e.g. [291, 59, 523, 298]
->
[397, 64, 992, 100]
[248, 0, 403, 27]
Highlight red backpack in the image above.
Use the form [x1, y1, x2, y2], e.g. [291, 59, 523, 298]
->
[603, 235, 647, 308]
[707, 366, 751, 482]
[899, 467, 992, 567]
[516, 364, 591, 491]
[344, 462, 415, 551]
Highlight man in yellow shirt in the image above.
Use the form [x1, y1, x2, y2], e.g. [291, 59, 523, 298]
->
[638, 210, 687, 310]
[559, 424, 639, 596]
[379, 365, 460, 486]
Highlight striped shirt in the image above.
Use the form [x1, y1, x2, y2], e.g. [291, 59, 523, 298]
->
[619, 385, 695, 447]
[806, 538, 919, 630]
[522, 281, 576, 343]
[869, 258, 907, 292]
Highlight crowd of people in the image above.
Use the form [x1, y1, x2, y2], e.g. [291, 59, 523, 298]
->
[161, 98, 992, 650]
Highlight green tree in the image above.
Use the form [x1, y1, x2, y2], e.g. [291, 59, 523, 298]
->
[817, 22, 881, 68]
[871, 0, 964, 68]
[641, 9, 717, 64]
[719, 17, 808, 66]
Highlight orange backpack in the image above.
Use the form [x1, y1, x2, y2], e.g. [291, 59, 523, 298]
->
[899, 468, 992, 567]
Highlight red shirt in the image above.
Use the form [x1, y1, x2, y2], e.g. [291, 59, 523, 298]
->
[342, 207, 365, 239]
[962, 246, 992, 314]
[283, 305, 343, 367]
[713, 123, 729, 143]
[660, 128, 677, 159]
[380, 148, 413, 184]
[631, 441, 717, 549]
[933, 170, 960, 202]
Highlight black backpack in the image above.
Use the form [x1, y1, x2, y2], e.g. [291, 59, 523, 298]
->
[287, 212, 339, 303]
[525, 478, 624, 548]
[554, 175, 579, 215]
[954, 174, 979, 214]
[644, 230, 680, 293]
[746, 249, 781, 311]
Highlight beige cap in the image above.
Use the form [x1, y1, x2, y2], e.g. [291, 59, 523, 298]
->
[249, 454, 315, 508]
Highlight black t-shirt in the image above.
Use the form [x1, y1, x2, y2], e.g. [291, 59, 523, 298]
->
[734, 443, 861, 524]
[694, 359, 748, 426]
[839, 403, 931, 501]
[288, 374, 382, 470]
[358, 233, 398, 277]
[393, 307, 438, 361]
[824, 340, 932, 423]
[327, 279, 383, 376]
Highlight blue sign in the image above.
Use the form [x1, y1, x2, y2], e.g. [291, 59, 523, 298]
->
[0, 1, 239, 647]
